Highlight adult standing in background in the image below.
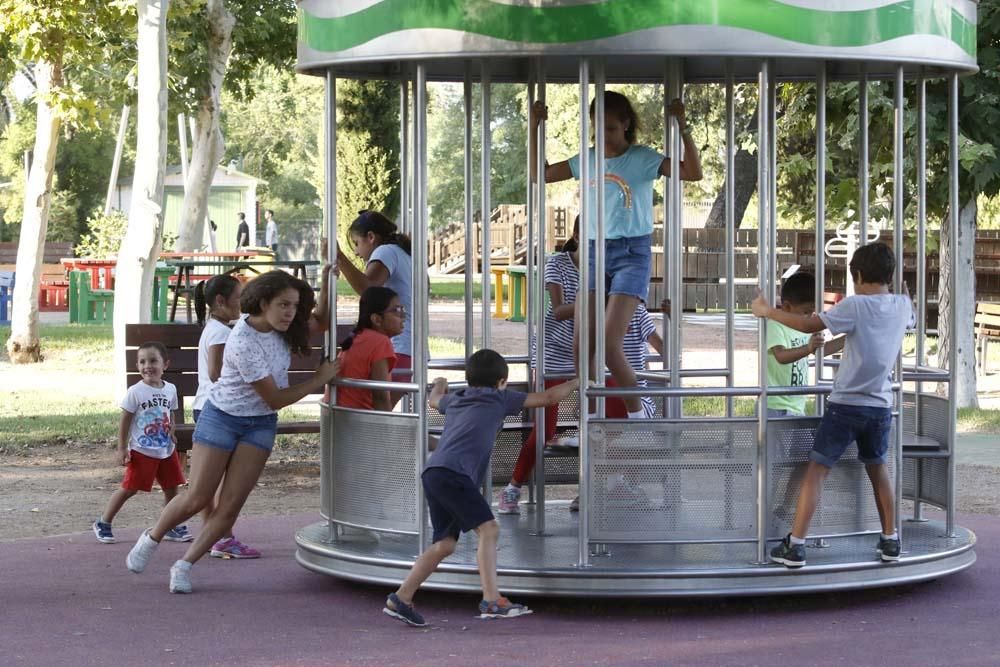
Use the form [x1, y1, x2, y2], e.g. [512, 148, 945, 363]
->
[235, 212, 250, 250]
[264, 209, 279, 259]
[207, 220, 218, 253]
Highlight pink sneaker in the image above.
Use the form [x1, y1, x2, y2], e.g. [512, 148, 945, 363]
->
[209, 536, 261, 559]
[497, 484, 521, 515]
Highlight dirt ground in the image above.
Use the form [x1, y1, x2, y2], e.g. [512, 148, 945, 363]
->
[3, 312, 999, 542]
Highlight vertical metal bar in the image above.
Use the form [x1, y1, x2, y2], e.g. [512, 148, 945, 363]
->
[893, 65, 905, 542]
[859, 68, 870, 243]
[594, 61, 607, 419]
[400, 80, 410, 237]
[577, 58, 592, 568]
[946, 73, 959, 536]
[481, 62, 492, 351]
[413, 64, 430, 554]
[463, 65, 475, 358]
[533, 61, 548, 534]
[666, 59, 683, 418]
[725, 65, 736, 417]
[524, 64, 536, 507]
[913, 72, 928, 522]
[324, 71, 338, 531]
[768, 66, 777, 306]
[815, 64, 827, 414]
[755, 59, 771, 564]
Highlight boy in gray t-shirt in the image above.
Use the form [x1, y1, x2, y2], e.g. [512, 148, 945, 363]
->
[382, 349, 578, 627]
[751, 242, 914, 568]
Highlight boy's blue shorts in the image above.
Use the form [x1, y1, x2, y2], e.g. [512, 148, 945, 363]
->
[811, 402, 892, 467]
[587, 234, 652, 302]
[422, 467, 495, 543]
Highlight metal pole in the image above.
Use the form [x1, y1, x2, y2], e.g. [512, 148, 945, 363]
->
[946, 73, 959, 537]
[666, 59, 683, 418]
[525, 64, 537, 507]
[768, 68, 777, 306]
[324, 72, 338, 533]
[481, 62, 493, 351]
[577, 58, 592, 568]
[892, 65, 905, 543]
[414, 64, 430, 553]
[595, 61, 607, 419]
[464, 65, 475, 358]
[725, 65, 735, 417]
[755, 59, 771, 564]
[859, 68, 870, 243]
[912, 72, 928, 522]
[533, 61, 549, 534]
[104, 106, 130, 215]
[815, 65, 827, 414]
[400, 80, 410, 237]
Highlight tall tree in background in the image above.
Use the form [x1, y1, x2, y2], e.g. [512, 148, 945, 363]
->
[1, 0, 132, 363]
[174, 0, 296, 251]
[113, 0, 169, 387]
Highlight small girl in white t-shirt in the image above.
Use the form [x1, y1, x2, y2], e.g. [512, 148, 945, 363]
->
[192, 274, 261, 559]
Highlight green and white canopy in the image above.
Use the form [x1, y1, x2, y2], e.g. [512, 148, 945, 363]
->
[297, 0, 977, 81]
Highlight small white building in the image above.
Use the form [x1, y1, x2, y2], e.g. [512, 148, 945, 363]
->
[114, 164, 266, 250]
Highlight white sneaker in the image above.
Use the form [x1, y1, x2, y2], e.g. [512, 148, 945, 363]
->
[497, 485, 521, 514]
[126, 529, 158, 573]
[169, 560, 192, 594]
[551, 436, 579, 449]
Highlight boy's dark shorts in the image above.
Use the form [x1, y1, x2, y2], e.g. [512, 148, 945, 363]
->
[422, 467, 495, 543]
[811, 402, 892, 467]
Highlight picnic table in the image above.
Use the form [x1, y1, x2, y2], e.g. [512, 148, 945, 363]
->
[166, 258, 320, 322]
[61, 258, 116, 290]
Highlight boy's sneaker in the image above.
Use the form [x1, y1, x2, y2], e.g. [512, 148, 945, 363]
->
[163, 525, 194, 542]
[479, 597, 532, 619]
[210, 536, 262, 559]
[169, 560, 192, 594]
[548, 435, 579, 449]
[383, 593, 426, 627]
[92, 519, 115, 544]
[569, 496, 580, 512]
[770, 534, 806, 568]
[497, 485, 521, 515]
[126, 529, 159, 573]
[878, 536, 901, 562]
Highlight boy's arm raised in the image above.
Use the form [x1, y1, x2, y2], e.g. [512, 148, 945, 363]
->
[751, 293, 826, 333]
[524, 378, 580, 409]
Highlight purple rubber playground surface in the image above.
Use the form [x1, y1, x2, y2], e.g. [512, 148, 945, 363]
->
[3, 511, 996, 666]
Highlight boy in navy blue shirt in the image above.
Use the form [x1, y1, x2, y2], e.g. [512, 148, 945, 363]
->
[383, 349, 578, 626]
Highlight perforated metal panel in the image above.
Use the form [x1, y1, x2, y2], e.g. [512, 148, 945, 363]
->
[320, 403, 333, 520]
[903, 457, 950, 509]
[767, 417, 896, 538]
[588, 419, 757, 541]
[328, 406, 419, 532]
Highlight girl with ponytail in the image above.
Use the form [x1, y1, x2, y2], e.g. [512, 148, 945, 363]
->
[337, 286, 406, 411]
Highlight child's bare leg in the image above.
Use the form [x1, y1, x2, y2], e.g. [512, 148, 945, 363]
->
[790, 461, 830, 538]
[162, 485, 178, 505]
[604, 294, 641, 413]
[475, 520, 501, 601]
[101, 488, 137, 524]
[177, 450, 188, 472]
[865, 463, 896, 534]
[395, 536, 457, 604]
[200, 479, 235, 539]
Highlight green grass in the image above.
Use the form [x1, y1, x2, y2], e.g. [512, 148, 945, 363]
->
[335, 276, 484, 301]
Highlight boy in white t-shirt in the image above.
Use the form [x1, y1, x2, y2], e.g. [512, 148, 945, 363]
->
[93, 342, 190, 544]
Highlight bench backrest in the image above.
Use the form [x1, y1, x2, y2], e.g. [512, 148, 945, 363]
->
[0, 241, 73, 264]
[975, 302, 1000, 335]
[125, 322, 353, 416]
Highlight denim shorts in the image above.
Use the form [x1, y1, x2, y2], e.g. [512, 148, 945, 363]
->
[587, 234, 652, 302]
[422, 467, 495, 543]
[811, 402, 892, 467]
[192, 400, 279, 453]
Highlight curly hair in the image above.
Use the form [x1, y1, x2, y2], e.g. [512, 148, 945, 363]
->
[240, 271, 315, 356]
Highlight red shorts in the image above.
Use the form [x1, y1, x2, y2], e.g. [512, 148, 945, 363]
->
[122, 450, 186, 492]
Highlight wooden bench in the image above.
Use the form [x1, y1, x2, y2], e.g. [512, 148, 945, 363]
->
[0, 271, 13, 325]
[125, 322, 352, 450]
[975, 302, 1000, 375]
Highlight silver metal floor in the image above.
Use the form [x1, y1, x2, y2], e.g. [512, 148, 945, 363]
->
[295, 503, 976, 597]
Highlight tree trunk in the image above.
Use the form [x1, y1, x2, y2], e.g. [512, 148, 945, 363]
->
[174, 0, 235, 252]
[937, 197, 978, 408]
[704, 110, 759, 232]
[113, 0, 170, 390]
[5, 59, 63, 364]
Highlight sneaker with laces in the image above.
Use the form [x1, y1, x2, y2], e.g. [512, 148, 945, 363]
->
[479, 596, 532, 619]
[210, 536, 262, 559]
[877, 536, 901, 562]
[497, 485, 521, 515]
[770, 534, 806, 568]
[569, 496, 580, 512]
[169, 560, 192, 594]
[126, 529, 159, 573]
[92, 519, 115, 544]
[163, 525, 194, 542]
[383, 593, 426, 627]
